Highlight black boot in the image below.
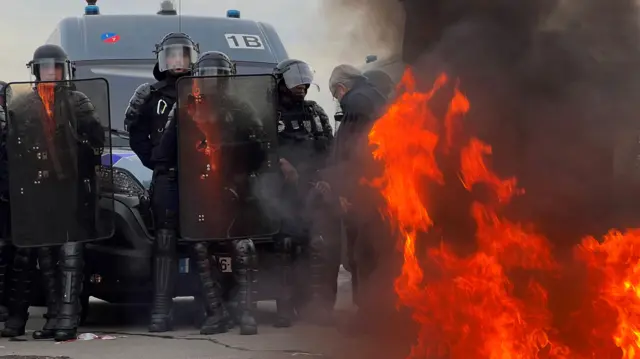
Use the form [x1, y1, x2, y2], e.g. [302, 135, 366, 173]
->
[1, 248, 34, 337]
[300, 234, 333, 325]
[194, 243, 228, 335]
[54, 243, 84, 342]
[233, 239, 258, 335]
[149, 229, 177, 332]
[273, 235, 295, 328]
[32, 247, 58, 340]
[0, 239, 10, 322]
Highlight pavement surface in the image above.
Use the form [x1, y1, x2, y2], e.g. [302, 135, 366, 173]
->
[0, 269, 356, 359]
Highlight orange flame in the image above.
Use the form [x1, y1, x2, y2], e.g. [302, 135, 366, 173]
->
[189, 81, 219, 174]
[36, 83, 56, 138]
[36, 82, 64, 177]
[368, 68, 640, 358]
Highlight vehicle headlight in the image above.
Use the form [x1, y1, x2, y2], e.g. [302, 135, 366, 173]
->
[98, 166, 146, 197]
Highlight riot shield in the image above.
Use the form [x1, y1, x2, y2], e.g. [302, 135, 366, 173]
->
[4, 78, 115, 247]
[176, 74, 280, 241]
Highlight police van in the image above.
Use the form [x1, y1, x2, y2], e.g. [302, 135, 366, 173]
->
[46, 1, 289, 306]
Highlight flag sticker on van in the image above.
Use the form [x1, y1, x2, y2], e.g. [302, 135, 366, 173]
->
[101, 32, 120, 43]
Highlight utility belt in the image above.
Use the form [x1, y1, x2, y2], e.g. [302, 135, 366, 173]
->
[153, 165, 177, 178]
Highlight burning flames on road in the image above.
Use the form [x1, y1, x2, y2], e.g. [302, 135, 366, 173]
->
[368, 68, 640, 359]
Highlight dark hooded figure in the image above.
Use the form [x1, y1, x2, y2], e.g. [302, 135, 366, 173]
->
[363, 69, 395, 100]
[1, 44, 104, 341]
[327, 64, 388, 325]
[123, 32, 199, 333]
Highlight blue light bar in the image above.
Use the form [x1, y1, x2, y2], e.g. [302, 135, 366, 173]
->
[85, 5, 100, 15]
[226, 9, 240, 18]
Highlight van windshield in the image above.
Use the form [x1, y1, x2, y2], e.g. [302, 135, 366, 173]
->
[74, 60, 276, 131]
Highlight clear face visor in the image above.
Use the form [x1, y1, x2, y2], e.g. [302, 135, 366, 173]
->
[157, 44, 198, 72]
[282, 63, 315, 90]
[30, 59, 70, 82]
[193, 66, 233, 77]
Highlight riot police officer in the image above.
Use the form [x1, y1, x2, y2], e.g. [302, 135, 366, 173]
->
[161, 51, 262, 335]
[272, 59, 336, 327]
[1, 44, 104, 341]
[0, 81, 8, 323]
[124, 32, 199, 332]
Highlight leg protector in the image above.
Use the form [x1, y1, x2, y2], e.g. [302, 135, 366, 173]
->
[193, 242, 227, 335]
[32, 247, 58, 340]
[149, 228, 177, 332]
[299, 235, 333, 325]
[0, 239, 9, 322]
[232, 239, 258, 335]
[273, 235, 295, 328]
[308, 234, 327, 304]
[1, 248, 34, 337]
[54, 243, 84, 342]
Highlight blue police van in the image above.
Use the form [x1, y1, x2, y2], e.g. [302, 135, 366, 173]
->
[44, 1, 290, 307]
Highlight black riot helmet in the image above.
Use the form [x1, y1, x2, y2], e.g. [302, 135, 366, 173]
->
[274, 59, 315, 90]
[274, 59, 315, 103]
[193, 51, 236, 76]
[27, 44, 72, 82]
[153, 32, 200, 78]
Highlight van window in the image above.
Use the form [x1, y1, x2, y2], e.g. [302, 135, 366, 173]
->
[74, 60, 276, 130]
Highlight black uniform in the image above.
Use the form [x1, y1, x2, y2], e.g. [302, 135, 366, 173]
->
[124, 32, 199, 333]
[161, 51, 261, 335]
[1, 45, 104, 341]
[272, 59, 335, 327]
[0, 81, 9, 323]
[331, 76, 387, 312]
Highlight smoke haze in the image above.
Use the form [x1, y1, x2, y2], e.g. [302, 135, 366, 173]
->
[323, 0, 640, 243]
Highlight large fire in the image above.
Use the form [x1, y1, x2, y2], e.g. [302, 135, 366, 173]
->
[368, 68, 640, 358]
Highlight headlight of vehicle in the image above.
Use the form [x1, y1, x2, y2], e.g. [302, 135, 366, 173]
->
[98, 165, 146, 197]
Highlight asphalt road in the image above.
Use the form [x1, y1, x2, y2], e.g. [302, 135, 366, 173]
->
[0, 269, 355, 359]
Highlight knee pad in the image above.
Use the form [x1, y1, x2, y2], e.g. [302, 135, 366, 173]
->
[155, 229, 177, 254]
[308, 235, 325, 252]
[60, 242, 83, 258]
[193, 242, 208, 257]
[234, 239, 254, 256]
[14, 248, 33, 267]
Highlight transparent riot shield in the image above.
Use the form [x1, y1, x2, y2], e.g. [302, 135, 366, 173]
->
[176, 74, 280, 241]
[4, 79, 115, 247]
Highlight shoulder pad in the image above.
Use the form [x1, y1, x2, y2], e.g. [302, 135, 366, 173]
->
[124, 83, 152, 130]
[70, 90, 95, 110]
[150, 81, 168, 92]
[135, 83, 153, 97]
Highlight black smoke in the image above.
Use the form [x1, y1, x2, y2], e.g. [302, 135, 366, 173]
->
[325, 0, 640, 245]
[321, 1, 640, 357]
